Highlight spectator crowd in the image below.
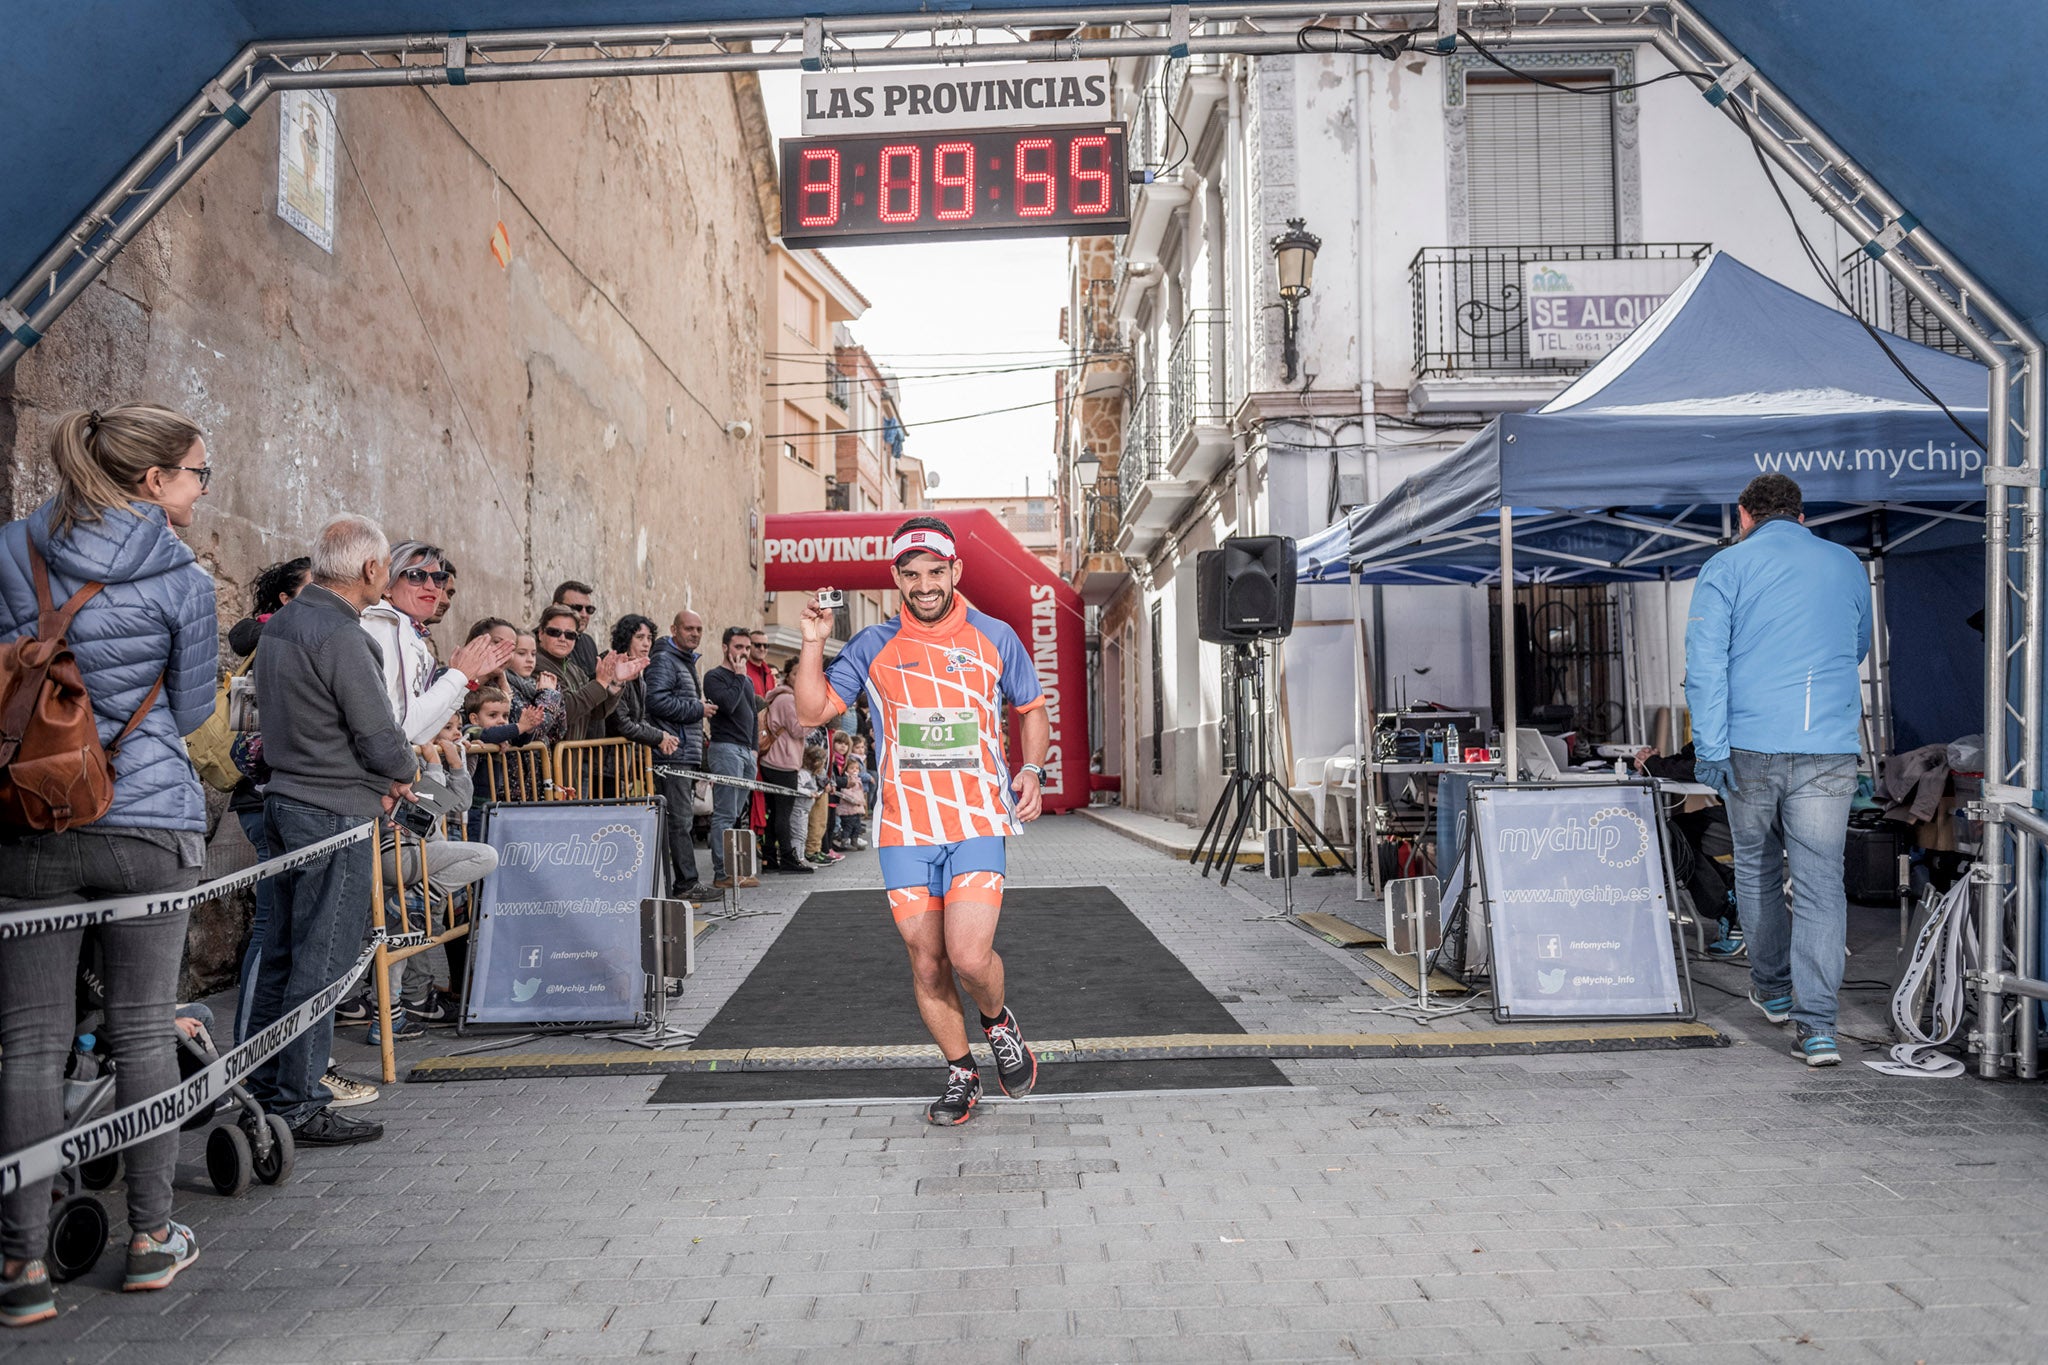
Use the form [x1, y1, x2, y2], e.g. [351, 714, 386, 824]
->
[0, 402, 876, 1325]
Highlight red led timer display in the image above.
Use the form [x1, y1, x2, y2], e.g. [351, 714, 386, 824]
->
[779, 124, 1129, 247]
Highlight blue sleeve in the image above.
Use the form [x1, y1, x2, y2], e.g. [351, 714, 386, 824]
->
[166, 565, 220, 736]
[985, 616, 1044, 710]
[1683, 562, 1735, 762]
[826, 627, 885, 709]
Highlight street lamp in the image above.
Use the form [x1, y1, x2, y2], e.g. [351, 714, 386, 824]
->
[1270, 217, 1321, 384]
[1074, 453, 1101, 488]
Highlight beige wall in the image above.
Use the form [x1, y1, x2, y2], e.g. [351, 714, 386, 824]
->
[2, 71, 773, 642]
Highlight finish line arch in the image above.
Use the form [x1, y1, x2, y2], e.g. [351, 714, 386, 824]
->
[764, 509, 1088, 815]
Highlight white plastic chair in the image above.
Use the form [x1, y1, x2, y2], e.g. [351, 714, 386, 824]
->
[1288, 744, 1356, 843]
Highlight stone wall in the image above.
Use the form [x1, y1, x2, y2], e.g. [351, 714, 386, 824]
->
[1, 68, 777, 996]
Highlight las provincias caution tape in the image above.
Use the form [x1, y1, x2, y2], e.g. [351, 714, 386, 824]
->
[0, 928, 410, 1195]
[652, 765, 799, 797]
[0, 822, 374, 940]
[1867, 878, 1972, 1079]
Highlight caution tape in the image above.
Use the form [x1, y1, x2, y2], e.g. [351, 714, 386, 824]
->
[0, 934, 382, 1194]
[652, 765, 799, 797]
[1866, 878, 1971, 1079]
[0, 822, 375, 940]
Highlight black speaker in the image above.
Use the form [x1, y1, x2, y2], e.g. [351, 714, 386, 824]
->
[1196, 535, 1297, 643]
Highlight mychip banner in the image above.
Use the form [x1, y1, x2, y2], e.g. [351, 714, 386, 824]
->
[1470, 780, 1692, 1022]
[466, 802, 659, 1026]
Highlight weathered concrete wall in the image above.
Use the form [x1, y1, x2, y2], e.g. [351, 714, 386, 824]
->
[1, 68, 776, 993]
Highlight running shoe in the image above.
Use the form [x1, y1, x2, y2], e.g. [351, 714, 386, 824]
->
[1792, 1026, 1842, 1067]
[365, 1010, 424, 1046]
[983, 1007, 1038, 1098]
[333, 995, 373, 1025]
[292, 1109, 384, 1146]
[403, 991, 458, 1028]
[1705, 920, 1746, 960]
[926, 1065, 983, 1126]
[1748, 990, 1793, 1025]
[0, 1260, 55, 1328]
[123, 1222, 198, 1292]
[322, 1067, 380, 1108]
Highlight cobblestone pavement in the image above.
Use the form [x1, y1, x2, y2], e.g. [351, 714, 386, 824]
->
[8, 815, 2047, 1363]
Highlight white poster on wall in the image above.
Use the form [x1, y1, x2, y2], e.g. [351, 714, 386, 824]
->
[276, 86, 338, 252]
[1523, 257, 1696, 360]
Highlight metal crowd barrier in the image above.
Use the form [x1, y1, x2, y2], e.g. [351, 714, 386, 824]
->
[552, 737, 655, 801]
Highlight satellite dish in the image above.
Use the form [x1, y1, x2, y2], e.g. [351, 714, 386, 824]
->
[925, 470, 941, 489]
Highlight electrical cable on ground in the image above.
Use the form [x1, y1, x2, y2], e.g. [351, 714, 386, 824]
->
[331, 118, 520, 534]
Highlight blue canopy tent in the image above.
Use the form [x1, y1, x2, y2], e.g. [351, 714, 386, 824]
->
[1297, 251, 1988, 784]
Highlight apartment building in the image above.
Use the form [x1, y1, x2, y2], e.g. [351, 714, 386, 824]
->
[1057, 35, 1859, 825]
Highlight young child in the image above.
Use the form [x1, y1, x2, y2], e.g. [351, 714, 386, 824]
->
[796, 743, 830, 866]
[837, 757, 869, 850]
[463, 686, 519, 744]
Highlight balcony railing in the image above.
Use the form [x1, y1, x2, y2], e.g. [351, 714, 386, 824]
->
[1080, 477, 1121, 554]
[826, 362, 851, 410]
[1118, 384, 1164, 522]
[1167, 308, 1228, 442]
[1839, 248, 1973, 359]
[1410, 243, 1711, 378]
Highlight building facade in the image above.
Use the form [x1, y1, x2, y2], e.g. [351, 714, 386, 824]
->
[1058, 35, 1850, 825]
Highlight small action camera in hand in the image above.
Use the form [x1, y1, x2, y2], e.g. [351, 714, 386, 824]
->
[816, 588, 845, 609]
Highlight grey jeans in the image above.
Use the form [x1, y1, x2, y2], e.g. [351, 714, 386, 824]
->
[0, 829, 200, 1261]
[380, 836, 500, 1001]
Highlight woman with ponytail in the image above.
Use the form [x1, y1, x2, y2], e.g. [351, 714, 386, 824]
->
[0, 404, 219, 1321]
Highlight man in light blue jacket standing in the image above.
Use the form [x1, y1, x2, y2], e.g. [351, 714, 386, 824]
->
[1685, 474, 1871, 1067]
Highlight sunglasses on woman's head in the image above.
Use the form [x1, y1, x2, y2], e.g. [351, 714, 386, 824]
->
[541, 626, 577, 641]
[398, 567, 450, 586]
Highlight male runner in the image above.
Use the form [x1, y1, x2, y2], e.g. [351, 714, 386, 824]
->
[791, 515, 1050, 1124]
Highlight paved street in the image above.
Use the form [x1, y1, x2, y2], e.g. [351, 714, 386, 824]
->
[9, 814, 2048, 1364]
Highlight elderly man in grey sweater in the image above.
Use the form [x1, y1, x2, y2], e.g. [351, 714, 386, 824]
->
[243, 515, 419, 1148]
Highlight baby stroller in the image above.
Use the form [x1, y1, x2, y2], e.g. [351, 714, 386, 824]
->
[41, 996, 295, 1283]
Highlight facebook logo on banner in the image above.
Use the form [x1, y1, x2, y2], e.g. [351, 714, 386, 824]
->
[520, 946, 543, 970]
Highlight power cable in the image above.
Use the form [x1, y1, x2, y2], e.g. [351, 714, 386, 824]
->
[417, 90, 726, 430]
[760, 394, 1058, 442]
[1454, 29, 1701, 95]
[766, 359, 1069, 388]
[330, 115, 519, 534]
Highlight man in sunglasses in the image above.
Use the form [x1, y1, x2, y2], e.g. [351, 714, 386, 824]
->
[552, 579, 600, 676]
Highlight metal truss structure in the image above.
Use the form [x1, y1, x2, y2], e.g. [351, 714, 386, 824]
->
[4, 1, 2042, 1075]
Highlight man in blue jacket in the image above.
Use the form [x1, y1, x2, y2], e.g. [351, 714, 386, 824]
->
[1685, 474, 1871, 1067]
[644, 608, 708, 894]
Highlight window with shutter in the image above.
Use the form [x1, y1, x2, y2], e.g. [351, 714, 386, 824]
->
[1465, 77, 1617, 247]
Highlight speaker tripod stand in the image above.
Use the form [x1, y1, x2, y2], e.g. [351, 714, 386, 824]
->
[1191, 643, 1353, 887]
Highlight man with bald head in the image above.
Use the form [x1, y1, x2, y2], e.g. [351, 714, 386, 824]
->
[646, 607, 713, 895]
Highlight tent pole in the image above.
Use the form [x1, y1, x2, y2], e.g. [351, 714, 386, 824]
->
[1501, 508, 1518, 779]
[1350, 568, 1373, 902]
[1867, 556, 1892, 763]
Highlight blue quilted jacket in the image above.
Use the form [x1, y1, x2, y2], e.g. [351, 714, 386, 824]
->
[0, 499, 219, 832]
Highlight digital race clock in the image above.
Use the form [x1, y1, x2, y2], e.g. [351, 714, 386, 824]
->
[778, 124, 1130, 249]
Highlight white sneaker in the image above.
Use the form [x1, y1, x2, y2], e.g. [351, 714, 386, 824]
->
[322, 1067, 380, 1107]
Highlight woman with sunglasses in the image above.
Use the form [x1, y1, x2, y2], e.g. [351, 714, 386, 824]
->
[0, 404, 222, 1321]
[536, 604, 644, 741]
[360, 542, 514, 747]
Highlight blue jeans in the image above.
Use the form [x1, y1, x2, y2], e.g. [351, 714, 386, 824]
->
[1726, 750, 1856, 1033]
[708, 741, 755, 880]
[246, 795, 377, 1126]
[234, 809, 274, 1045]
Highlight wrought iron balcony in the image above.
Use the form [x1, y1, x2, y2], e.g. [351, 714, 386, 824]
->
[826, 361, 852, 410]
[1410, 243, 1710, 378]
[1166, 308, 1229, 478]
[1839, 248, 1973, 359]
[1117, 384, 1164, 524]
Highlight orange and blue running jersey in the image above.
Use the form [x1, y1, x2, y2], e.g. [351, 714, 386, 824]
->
[822, 595, 1045, 848]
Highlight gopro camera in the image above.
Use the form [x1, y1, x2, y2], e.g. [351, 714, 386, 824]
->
[816, 588, 845, 609]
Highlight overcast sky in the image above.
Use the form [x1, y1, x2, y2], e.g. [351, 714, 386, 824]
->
[758, 70, 1066, 501]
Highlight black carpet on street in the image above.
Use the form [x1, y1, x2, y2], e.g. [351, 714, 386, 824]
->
[649, 885, 1287, 1103]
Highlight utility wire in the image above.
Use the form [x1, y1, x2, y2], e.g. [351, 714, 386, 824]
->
[418, 89, 726, 429]
[767, 359, 1069, 388]
[331, 114, 519, 533]
[761, 394, 1058, 442]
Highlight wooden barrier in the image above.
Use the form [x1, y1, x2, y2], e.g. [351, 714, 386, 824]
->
[551, 737, 655, 801]
[471, 741, 553, 803]
[367, 748, 477, 1083]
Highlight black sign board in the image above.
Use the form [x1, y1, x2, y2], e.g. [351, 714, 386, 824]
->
[779, 123, 1130, 248]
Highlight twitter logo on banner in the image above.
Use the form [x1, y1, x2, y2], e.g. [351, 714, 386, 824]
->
[1537, 967, 1566, 995]
[512, 977, 541, 1002]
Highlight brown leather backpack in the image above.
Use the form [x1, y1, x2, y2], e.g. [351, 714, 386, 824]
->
[0, 542, 161, 832]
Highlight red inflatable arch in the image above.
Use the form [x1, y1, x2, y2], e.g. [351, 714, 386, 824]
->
[763, 510, 1088, 815]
